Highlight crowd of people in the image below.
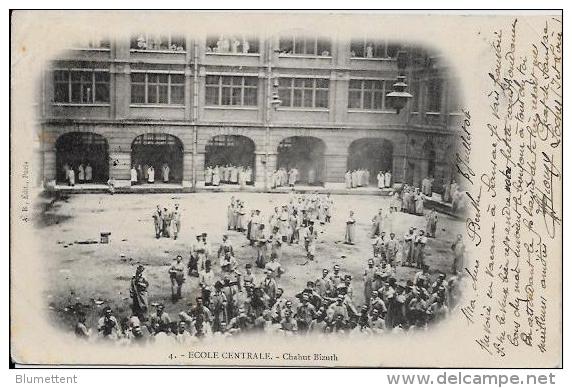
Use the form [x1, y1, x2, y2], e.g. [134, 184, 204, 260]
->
[152, 204, 182, 240]
[204, 165, 253, 187]
[69, 189, 466, 345]
[131, 163, 173, 185]
[61, 163, 94, 186]
[269, 167, 300, 188]
[345, 169, 392, 189]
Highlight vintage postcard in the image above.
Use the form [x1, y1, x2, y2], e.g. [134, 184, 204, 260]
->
[10, 10, 562, 367]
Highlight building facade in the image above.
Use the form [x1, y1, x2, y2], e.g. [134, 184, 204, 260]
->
[38, 33, 464, 190]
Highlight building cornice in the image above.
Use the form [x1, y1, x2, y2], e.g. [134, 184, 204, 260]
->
[39, 118, 458, 135]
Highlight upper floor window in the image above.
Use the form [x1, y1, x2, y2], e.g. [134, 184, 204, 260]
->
[348, 79, 386, 110]
[279, 36, 331, 56]
[130, 73, 185, 105]
[130, 34, 185, 52]
[73, 37, 111, 50]
[350, 39, 399, 59]
[448, 78, 462, 113]
[206, 35, 259, 54]
[409, 79, 421, 113]
[278, 78, 329, 108]
[53, 70, 110, 104]
[426, 78, 443, 113]
[205, 75, 258, 106]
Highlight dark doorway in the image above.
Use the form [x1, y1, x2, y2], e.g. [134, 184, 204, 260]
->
[55, 132, 109, 183]
[347, 138, 394, 185]
[277, 136, 325, 185]
[205, 135, 256, 184]
[131, 133, 183, 183]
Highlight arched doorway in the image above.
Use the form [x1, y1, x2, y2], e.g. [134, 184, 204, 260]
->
[277, 136, 325, 185]
[347, 138, 394, 185]
[205, 135, 256, 184]
[131, 133, 183, 183]
[55, 132, 109, 184]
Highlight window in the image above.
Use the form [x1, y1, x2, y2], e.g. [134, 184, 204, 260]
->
[205, 75, 258, 106]
[278, 78, 329, 108]
[448, 78, 462, 113]
[409, 79, 421, 113]
[426, 78, 443, 113]
[206, 35, 259, 54]
[348, 79, 386, 110]
[73, 38, 111, 50]
[350, 39, 399, 59]
[130, 34, 185, 52]
[279, 36, 331, 56]
[130, 73, 185, 105]
[53, 70, 110, 104]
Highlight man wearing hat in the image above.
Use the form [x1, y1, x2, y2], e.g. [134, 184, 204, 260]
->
[261, 270, 278, 305]
[197, 233, 211, 271]
[217, 234, 234, 259]
[219, 250, 238, 273]
[403, 227, 416, 266]
[326, 295, 349, 323]
[210, 281, 228, 332]
[241, 263, 257, 289]
[152, 205, 162, 239]
[169, 255, 186, 302]
[170, 204, 181, 240]
[188, 234, 202, 277]
[198, 260, 215, 305]
[162, 207, 171, 238]
[130, 265, 149, 322]
[301, 219, 318, 261]
[413, 230, 428, 269]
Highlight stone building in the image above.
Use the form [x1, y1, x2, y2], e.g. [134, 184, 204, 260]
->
[37, 32, 464, 190]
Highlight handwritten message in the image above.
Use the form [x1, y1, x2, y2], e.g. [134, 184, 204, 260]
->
[460, 17, 561, 359]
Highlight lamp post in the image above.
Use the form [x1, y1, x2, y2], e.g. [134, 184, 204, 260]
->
[386, 49, 413, 114]
[264, 45, 282, 191]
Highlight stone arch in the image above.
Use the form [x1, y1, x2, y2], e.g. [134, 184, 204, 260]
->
[55, 132, 109, 183]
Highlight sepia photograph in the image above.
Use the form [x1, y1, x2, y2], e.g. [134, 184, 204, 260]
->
[10, 10, 562, 368]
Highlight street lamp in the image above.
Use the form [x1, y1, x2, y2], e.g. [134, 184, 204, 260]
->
[264, 47, 282, 191]
[386, 49, 413, 114]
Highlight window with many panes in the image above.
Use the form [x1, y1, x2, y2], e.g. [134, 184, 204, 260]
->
[426, 78, 443, 113]
[206, 35, 259, 54]
[53, 70, 110, 104]
[348, 79, 387, 110]
[278, 78, 329, 108]
[350, 39, 399, 59]
[130, 34, 185, 52]
[279, 36, 331, 56]
[205, 75, 258, 106]
[130, 73, 185, 105]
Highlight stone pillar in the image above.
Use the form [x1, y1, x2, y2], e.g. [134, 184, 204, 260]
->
[109, 150, 131, 180]
[392, 154, 407, 183]
[255, 152, 276, 187]
[183, 151, 193, 183]
[324, 154, 347, 183]
[196, 151, 205, 182]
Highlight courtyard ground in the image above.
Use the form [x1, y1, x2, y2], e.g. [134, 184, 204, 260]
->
[35, 192, 463, 332]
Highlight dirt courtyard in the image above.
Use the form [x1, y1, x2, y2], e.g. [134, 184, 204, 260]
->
[35, 192, 463, 331]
